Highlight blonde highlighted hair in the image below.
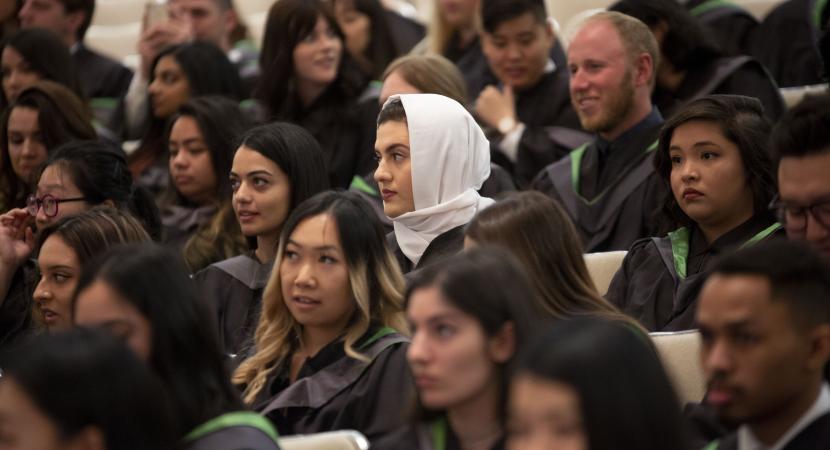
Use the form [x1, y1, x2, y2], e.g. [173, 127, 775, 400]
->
[233, 191, 407, 404]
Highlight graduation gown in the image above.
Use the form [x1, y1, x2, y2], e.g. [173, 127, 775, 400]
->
[708, 411, 830, 450]
[184, 411, 281, 450]
[193, 253, 274, 357]
[753, 0, 827, 87]
[252, 327, 412, 445]
[654, 56, 785, 121]
[497, 68, 591, 185]
[531, 108, 665, 253]
[0, 261, 38, 365]
[686, 0, 759, 56]
[387, 225, 465, 274]
[73, 43, 133, 100]
[374, 418, 506, 450]
[606, 215, 783, 331]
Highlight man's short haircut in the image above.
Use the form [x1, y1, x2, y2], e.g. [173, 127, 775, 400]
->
[709, 240, 830, 329]
[582, 11, 660, 87]
[377, 96, 407, 127]
[770, 93, 830, 163]
[481, 0, 547, 34]
[60, 0, 95, 41]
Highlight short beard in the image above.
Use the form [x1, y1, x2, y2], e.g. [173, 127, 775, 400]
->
[579, 69, 636, 134]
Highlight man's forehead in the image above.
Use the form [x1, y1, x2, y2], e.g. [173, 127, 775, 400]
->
[697, 274, 773, 324]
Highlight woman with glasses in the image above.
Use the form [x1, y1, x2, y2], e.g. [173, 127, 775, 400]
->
[606, 95, 783, 332]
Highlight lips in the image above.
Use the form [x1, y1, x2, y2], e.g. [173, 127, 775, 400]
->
[682, 188, 704, 201]
[290, 295, 321, 311]
[236, 210, 259, 224]
[173, 174, 193, 186]
[706, 386, 736, 408]
[39, 306, 58, 325]
[381, 189, 397, 201]
[412, 373, 439, 389]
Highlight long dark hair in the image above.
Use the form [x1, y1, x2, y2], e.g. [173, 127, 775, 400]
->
[46, 141, 162, 240]
[514, 318, 688, 450]
[255, 0, 366, 119]
[236, 121, 330, 213]
[0, 28, 85, 108]
[653, 94, 776, 233]
[0, 82, 97, 209]
[334, 0, 398, 79]
[72, 243, 244, 438]
[405, 247, 543, 423]
[3, 328, 176, 450]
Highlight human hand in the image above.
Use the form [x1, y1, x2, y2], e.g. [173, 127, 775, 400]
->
[138, 9, 192, 79]
[0, 208, 34, 269]
[474, 84, 517, 131]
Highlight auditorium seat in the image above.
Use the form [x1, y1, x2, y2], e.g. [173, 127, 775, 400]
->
[734, 0, 784, 20]
[650, 330, 706, 404]
[780, 83, 830, 109]
[279, 430, 370, 450]
[583, 250, 627, 296]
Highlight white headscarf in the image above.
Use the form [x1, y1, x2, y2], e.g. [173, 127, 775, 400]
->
[389, 94, 494, 266]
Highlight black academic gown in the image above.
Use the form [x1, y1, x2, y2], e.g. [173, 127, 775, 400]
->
[686, 0, 759, 56]
[252, 327, 412, 446]
[709, 411, 830, 450]
[495, 68, 591, 185]
[606, 215, 783, 331]
[753, 0, 827, 87]
[385, 10, 425, 55]
[0, 260, 38, 365]
[374, 418, 506, 450]
[444, 34, 494, 103]
[183, 411, 281, 450]
[73, 43, 133, 100]
[193, 252, 274, 357]
[654, 56, 785, 121]
[531, 108, 665, 253]
[387, 225, 466, 274]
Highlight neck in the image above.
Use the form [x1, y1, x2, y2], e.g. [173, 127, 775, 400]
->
[254, 231, 279, 263]
[447, 381, 502, 450]
[457, 25, 477, 48]
[300, 325, 344, 358]
[297, 80, 328, 108]
[598, 98, 652, 142]
[219, 36, 232, 54]
[750, 381, 822, 446]
[698, 203, 754, 244]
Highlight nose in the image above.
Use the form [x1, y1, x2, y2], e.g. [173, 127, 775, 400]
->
[506, 43, 521, 61]
[702, 339, 733, 376]
[171, 151, 188, 169]
[569, 68, 589, 93]
[293, 260, 316, 288]
[374, 157, 390, 184]
[406, 329, 430, 366]
[33, 276, 50, 303]
[233, 181, 253, 203]
[148, 78, 161, 95]
[680, 160, 699, 182]
[18, 1, 32, 21]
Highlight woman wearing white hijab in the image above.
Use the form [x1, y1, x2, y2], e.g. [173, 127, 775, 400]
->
[374, 93, 494, 273]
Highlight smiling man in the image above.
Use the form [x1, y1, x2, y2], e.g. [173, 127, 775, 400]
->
[532, 11, 664, 252]
[697, 240, 830, 450]
[474, 0, 587, 185]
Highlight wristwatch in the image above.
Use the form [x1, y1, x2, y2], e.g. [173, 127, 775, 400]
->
[497, 116, 517, 135]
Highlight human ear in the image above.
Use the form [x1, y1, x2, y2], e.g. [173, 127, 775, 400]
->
[489, 321, 516, 364]
[805, 323, 830, 372]
[65, 426, 105, 450]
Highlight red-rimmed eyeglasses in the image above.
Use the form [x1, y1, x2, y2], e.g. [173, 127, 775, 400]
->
[26, 194, 88, 218]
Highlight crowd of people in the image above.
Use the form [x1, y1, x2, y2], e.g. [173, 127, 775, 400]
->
[0, 0, 829, 448]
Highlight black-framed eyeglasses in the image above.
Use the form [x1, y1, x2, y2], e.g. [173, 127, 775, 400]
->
[26, 194, 88, 218]
[768, 194, 830, 231]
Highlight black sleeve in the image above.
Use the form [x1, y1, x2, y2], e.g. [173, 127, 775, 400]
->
[513, 126, 582, 185]
[715, 62, 785, 120]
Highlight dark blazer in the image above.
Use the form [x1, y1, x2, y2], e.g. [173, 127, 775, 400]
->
[73, 43, 133, 100]
[709, 411, 830, 450]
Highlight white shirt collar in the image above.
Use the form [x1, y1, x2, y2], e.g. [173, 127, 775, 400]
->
[738, 383, 830, 450]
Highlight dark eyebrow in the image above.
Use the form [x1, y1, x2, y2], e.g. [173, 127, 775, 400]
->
[286, 239, 340, 252]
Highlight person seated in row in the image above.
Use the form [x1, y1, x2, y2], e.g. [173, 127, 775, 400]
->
[129, 41, 246, 197]
[0, 142, 159, 356]
[0, 81, 96, 212]
[532, 11, 664, 253]
[73, 243, 281, 449]
[254, 0, 377, 189]
[375, 94, 494, 273]
[610, 0, 785, 121]
[375, 247, 542, 450]
[509, 317, 690, 450]
[159, 96, 252, 273]
[0, 329, 176, 450]
[684, 0, 758, 56]
[697, 240, 830, 449]
[233, 191, 410, 444]
[194, 122, 329, 357]
[607, 95, 782, 332]
[475, 0, 588, 185]
[771, 94, 830, 261]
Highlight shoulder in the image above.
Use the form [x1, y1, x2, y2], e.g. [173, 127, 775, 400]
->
[75, 44, 131, 73]
[373, 425, 422, 450]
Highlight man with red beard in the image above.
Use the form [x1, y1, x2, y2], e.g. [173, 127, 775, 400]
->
[696, 240, 830, 450]
[532, 11, 664, 252]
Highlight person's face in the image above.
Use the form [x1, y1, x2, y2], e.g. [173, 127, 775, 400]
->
[74, 279, 153, 362]
[6, 106, 46, 184]
[333, 0, 370, 60]
[669, 120, 754, 232]
[508, 373, 588, 450]
[379, 69, 420, 105]
[34, 235, 79, 332]
[374, 120, 414, 218]
[407, 285, 512, 410]
[18, 0, 77, 44]
[168, 115, 217, 205]
[230, 146, 291, 239]
[0, 378, 66, 450]
[280, 213, 354, 333]
[293, 16, 342, 95]
[696, 274, 827, 426]
[148, 55, 191, 119]
[567, 20, 637, 136]
[778, 151, 830, 258]
[1, 47, 41, 103]
[176, 0, 233, 49]
[438, 0, 478, 28]
[481, 12, 554, 91]
[34, 164, 90, 230]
